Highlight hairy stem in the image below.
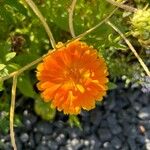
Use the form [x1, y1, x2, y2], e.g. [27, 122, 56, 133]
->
[107, 21, 150, 77]
[106, 0, 137, 12]
[69, 0, 77, 37]
[24, 0, 56, 48]
[10, 75, 18, 150]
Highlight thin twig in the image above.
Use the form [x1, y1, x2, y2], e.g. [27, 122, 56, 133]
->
[10, 75, 18, 150]
[24, 0, 56, 48]
[106, 0, 137, 12]
[107, 21, 150, 77]
[0, 8, 117, 82]
[68, 0, 77, 37]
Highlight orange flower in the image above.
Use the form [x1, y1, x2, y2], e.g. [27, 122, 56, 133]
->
[36, 40, 108, 114]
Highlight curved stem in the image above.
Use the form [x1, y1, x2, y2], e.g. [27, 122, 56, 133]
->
[24, 0, 56, 48]
[69, 0, 77, 37]
[10, 75, 18, 150]
[107, 21, 150, 77]
[106, 0, 137, 12]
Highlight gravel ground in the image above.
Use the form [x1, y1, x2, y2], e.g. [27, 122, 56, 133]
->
[0, 82, 150, 150]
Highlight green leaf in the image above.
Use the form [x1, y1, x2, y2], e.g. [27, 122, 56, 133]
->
[0, 81, 4, 91]
[108, 82, 117, 90]
[0, 6, 14, 24]
[5, 52, 16, 62]
[0, 42, 11, 61]
[34, 97, 56, 121]
[68, 115, 82, 129]
[17, 75, 36, 98]
[0, 112, 22, 134]
[4, 0, 27, 16]
[15, 53, 39, 67]
[0, 64, 6, 71]
[0, 112, 9, 134]
[14, 114, 22, 127]
[7, 63, 20, 71]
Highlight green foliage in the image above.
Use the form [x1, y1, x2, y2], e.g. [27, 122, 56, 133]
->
[108, 82, 117, 90]
[131, 8, 150, 47]
[17, 75, 36, 98]
[0, 112, 9, 134]
[0, 111, 22, 134]
[68, 115, 82, 129]
[34, 98, 56, 121]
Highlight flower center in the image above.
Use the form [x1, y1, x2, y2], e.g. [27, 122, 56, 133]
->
[65, 66, 81, 83]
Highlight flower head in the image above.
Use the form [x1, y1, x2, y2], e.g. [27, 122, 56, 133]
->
[36, 40, 108, 114]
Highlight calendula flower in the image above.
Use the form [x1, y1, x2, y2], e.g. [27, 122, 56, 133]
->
[36, 40, 108, 114]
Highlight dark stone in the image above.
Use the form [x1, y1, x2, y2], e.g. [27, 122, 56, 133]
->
[34, 132, 42, 144]
[47, 141, 59, 150]
[3, 142, 12, 150]
[20, 133, 29, 143]
[106, 114, 117, 125]
[138, 107, 150, 120]
[59, 146, 67, 150]
[23, 119, 32, 130]
[128, 138, 137, 150]
[138, 94, 150, 105]
[67, 138, 84, 150]
[139, 120, 150, 130]
[125, 125, 138, 139]
[23, 110, 37, 129]
[83, 124, 91, 135]
[100, 120, 109, 128]
[111, 136, 122, 149]
[105, 98, 116, 111]
[27, 133, 35, 149]
[16, 137, 22, 150]
[88, 135, 102, 150]
[136, 135, 145, 144]
[103, 142, 114, 149]
[121, 143, 129, 150]
[108, 123, 122, 135]
[90, 110, 102, 125]
[56, 133, 66, 145]
[54, 121, 64, 129]
[36, 145, 49, 150]
[116, 98, 130, 109]
[127, 90, 140, 102]
[36, 121, 53, 135]
[145, 130, 150, 139]
[98, 128, 112, 142]
[133, 102, 142, 112]
[67, 127, 82, 138]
